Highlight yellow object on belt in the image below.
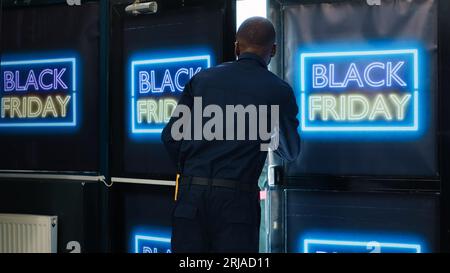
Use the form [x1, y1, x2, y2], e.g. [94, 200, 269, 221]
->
[174, 174, 180, 201]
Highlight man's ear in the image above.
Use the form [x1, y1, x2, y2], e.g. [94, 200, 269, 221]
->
[235, 41, 240, 58]
[270, 44, 277, 58]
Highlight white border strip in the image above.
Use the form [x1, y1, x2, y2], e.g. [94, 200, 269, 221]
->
[111, 177, 175, 186]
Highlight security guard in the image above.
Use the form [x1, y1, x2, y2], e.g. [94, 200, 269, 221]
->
[162, 17, 300, 252]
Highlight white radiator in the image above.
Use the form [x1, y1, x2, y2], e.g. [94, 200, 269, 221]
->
[0, 214, 57, 253]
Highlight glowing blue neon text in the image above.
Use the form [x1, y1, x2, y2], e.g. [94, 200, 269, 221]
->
[299, 48, 421, 134]
[130, 54, 211, 135]
[312, 61, 407, 89]
[0, 57, 77, 128]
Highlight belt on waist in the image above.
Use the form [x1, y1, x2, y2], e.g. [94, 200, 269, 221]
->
[180, 176, 258, 192]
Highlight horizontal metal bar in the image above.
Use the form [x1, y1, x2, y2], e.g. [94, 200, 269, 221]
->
[111, 177, 175, 187]
[0, 172, 105, 182]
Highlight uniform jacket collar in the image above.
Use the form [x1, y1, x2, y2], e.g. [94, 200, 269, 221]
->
[237, 52, 268, 69]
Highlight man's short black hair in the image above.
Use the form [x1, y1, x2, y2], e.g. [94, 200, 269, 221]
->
[236, 17, 276, 48]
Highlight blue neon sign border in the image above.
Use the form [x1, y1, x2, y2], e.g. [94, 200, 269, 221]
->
[299, 49, 419, 133]
[303, 238, 422, 253]
[297, 230, 428, 253]
[134, 234, 172, 253]
[131, 226, 172, 254]
[129, 54, 211, 135]
[0, 57, 78, 128]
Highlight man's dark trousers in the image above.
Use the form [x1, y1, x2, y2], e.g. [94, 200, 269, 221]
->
[171, 182, 260, 253]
